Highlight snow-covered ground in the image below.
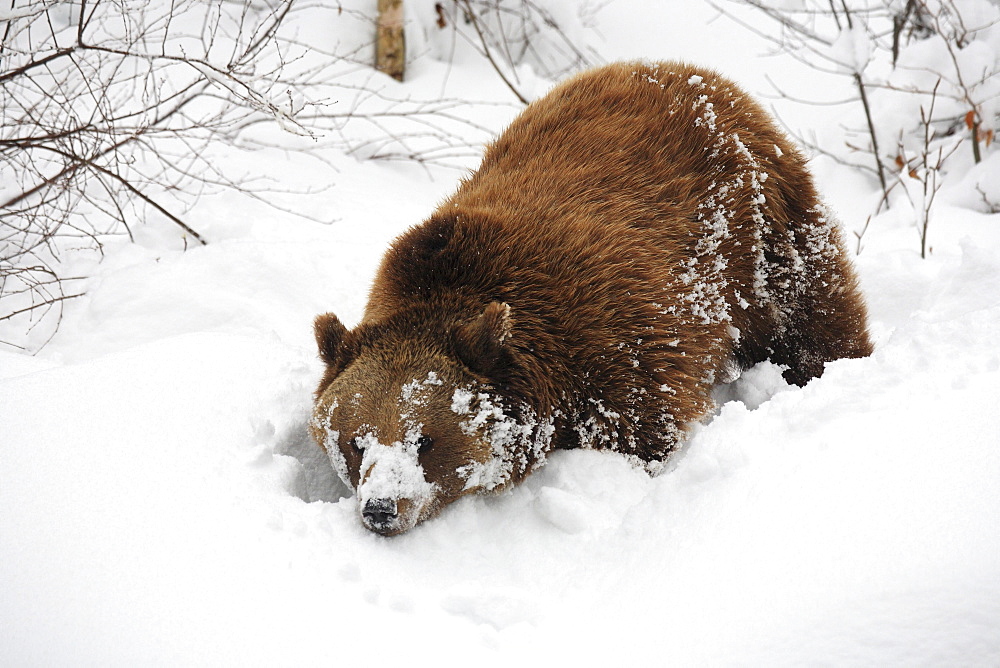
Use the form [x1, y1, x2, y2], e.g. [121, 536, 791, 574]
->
[2, 1, 1000, 665]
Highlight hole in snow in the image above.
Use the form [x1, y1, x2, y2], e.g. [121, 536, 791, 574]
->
[711, 360, 793, 412]
[269, 413, 352, 503]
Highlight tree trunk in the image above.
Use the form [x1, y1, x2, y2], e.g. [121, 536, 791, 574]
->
[376, 0, 405, 81]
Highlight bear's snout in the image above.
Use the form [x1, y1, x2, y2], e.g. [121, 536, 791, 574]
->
[355, 436, 437, 535]
[362, 498, 398, 533]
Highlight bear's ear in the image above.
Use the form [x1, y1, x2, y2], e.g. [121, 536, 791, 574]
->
[452, 302, 513, 376]
[314, 312, 349, 369]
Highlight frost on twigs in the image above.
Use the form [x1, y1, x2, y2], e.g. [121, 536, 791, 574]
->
[187, 62, 315, 139]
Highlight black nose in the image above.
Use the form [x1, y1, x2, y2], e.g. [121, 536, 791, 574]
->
[362, 498, 398, 529]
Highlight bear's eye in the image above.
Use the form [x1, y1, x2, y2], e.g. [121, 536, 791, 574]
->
[349, 437, 364, 455]
[416, 435, 433, 453]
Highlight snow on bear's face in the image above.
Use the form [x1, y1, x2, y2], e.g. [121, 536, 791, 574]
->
[312, 363, 491, 535]
[309, 307, 553, 535]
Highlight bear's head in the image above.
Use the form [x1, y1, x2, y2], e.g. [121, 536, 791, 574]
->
[309, 302, 554, 535]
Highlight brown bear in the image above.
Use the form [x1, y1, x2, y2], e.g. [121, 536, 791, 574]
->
[309, 61, 873, 536]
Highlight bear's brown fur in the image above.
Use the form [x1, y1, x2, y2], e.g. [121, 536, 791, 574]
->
[310, 61, 873, 535]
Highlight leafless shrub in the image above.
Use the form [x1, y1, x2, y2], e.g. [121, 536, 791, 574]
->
[0, 0, 521, 349]
[713, 0, 1000, 243]
[896, 80, 961, 257]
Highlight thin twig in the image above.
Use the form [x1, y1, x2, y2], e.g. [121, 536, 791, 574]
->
[457, 0, 528, 105]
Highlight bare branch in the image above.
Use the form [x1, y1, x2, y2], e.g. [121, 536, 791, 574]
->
[457, 0, 529, 105]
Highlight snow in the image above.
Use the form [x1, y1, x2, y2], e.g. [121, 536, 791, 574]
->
[451, 388, 555, 491]
[353, 373, 443, 509]
[357, 435, 436, 507]
[3, 1, 1000, 666]
[830, 25, 874, 75]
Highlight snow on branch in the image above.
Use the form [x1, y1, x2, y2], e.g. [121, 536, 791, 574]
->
[715, 0, 1000, 254]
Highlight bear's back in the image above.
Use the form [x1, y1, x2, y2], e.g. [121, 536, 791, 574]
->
[452, 61, 810, 239]
[368, 61, 818, 344]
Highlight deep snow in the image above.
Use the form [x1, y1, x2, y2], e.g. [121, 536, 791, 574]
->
[2, 1, 1000, 665]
